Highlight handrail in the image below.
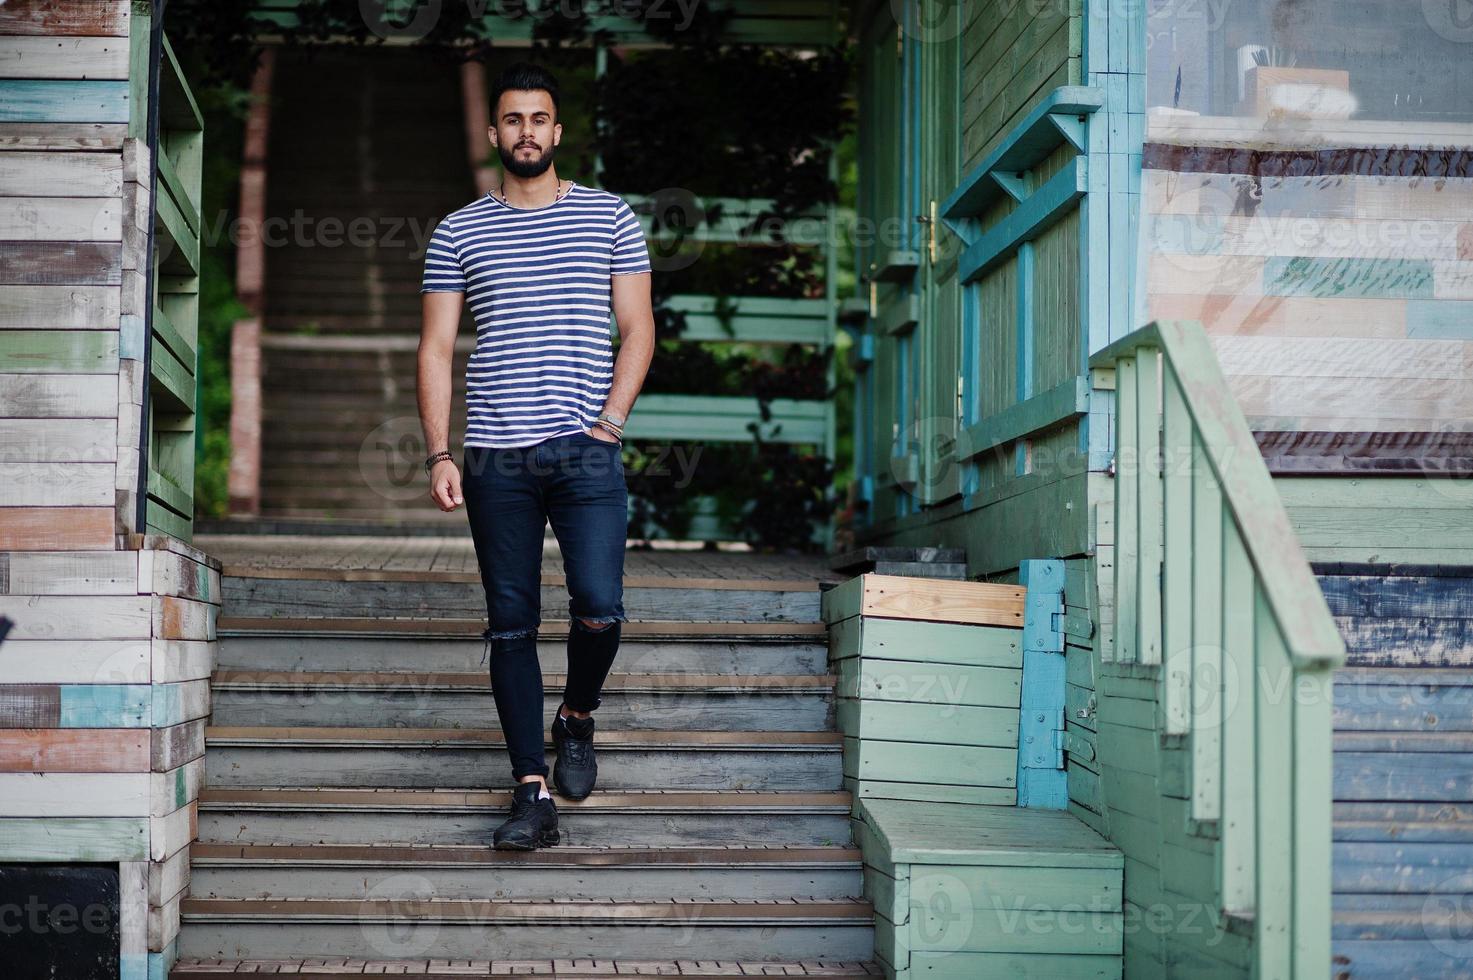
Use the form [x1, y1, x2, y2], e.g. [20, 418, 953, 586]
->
[1088, 320, 1344, 976]
[1089, 321, 1345, 671]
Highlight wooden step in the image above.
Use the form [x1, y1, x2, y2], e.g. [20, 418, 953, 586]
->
[170, 958, 883, 979]
[218, 633, 830, 675]
[196, 788, 856, 847]
[176, 897, 876, 962]
[189, 843, 863, 901]
[221, 572, 824, 624]
[204, 727, 844, 791]
[208, 669, 836, 730]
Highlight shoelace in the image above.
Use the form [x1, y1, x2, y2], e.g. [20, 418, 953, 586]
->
[559, 724, 594, 766]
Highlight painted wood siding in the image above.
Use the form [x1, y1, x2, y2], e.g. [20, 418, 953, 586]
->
[962, 0, 1083, 171]
[0, 5, 221, 979]
[1141, 129, 1473, 438]
[0, 0, 134, 550]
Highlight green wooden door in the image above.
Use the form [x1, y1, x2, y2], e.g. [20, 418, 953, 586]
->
[916, 6, 962, 508]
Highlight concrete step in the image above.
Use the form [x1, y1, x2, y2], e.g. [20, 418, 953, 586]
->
[170, 959, 883, 979]
[189, 843, 863, 901]
[204, 727, 845, 791]
[218, 631, 830, 676]
[197, 788, 856, 848]
[1334, 731, 1473, 803]
[208, 670, 836, 731]
[176, 897, 876, 962]
[1333, 667, 1473, 732]
[220, 573, 824, 624]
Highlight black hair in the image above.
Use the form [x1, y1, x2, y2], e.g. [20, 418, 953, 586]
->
[490, 61, 561, 120]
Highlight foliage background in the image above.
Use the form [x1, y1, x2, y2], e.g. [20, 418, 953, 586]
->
[168, 2, 859, 551]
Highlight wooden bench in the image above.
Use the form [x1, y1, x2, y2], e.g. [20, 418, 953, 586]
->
[854, 798, 1124, 979]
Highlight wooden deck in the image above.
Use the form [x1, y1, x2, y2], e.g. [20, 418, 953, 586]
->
[194, 533, 845, 587]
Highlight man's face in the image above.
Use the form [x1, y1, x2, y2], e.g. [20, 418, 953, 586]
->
[492, 89, 561, 179]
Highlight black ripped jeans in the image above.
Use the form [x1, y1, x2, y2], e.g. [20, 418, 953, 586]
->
[462, 431, 628, 780]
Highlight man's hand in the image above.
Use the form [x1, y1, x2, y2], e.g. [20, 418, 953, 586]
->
[430, 460, 464, 511]
[584, 427, 621, 444]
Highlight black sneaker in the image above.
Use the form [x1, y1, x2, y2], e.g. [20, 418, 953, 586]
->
[492, 781, 560, 850]
[551, 706, 598, 800]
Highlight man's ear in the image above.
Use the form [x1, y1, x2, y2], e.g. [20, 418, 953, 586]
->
[553, 122, 562, 146]
[487, 126, 498, 147]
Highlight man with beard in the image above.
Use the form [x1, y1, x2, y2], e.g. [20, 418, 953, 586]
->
[416, 62, 654, 849]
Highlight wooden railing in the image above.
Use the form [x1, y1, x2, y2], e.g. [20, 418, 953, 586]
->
[1088, 320, 1345, 975]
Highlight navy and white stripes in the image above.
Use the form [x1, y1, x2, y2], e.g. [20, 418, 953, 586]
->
[421, 182, 650, 448]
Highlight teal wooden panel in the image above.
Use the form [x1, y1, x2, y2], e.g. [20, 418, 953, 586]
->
[836, 656, 1022, 708]
[1407, 299, 1473, 339]
[0, 817, 148, 860]
[849, 777, 1017, 807]
[858, 799, 1124, 868]
[844, 736, 1016, 787]
[859, 615, 1023, 668]
[837, 697, 1018, 749]
[1018, 559, 1068, 808]
[58, 685, 151, 727]
[958, 158, 1088, 284]
[0, 80, 130, 123]
[908, 951, 1121, 978]
[627, 393, 827, 444]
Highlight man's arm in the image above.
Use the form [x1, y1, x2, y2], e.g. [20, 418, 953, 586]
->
[605, 270, 655, 427]
[419, 290, 464, 510]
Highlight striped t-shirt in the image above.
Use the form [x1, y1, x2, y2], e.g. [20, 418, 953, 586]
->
[420, 182, 651, 448]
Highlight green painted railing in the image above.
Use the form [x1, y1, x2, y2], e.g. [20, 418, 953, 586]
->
[1089, 320, 1345, 976]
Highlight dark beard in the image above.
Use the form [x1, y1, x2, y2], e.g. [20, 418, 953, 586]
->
[499, 140, 556, 179]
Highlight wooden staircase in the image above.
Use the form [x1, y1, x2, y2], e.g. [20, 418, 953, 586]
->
[170, 564, 879, 974]
[257, 45, 477, 523]
[1326, 566, 1473, 980]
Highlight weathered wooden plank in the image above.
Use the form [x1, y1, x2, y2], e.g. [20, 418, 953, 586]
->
[0, 36, 129, 79]
[0, 816, 147, 860]
[0, 371, 119, 415]
[836, 655, 1021, 708]
[152, 719, 205, 772]
[0, 639, 150, 684]
[0, 328, 118, 371]
[824, 573, 1025, 628]
[837, 697, 1018, 748]
[0, 196, 121, 240]
[0, 771, 149, 816]
[858, 798, 1122, 868]
[844, 736, 1016, 788]
[0, 1, 130, 36]
[0, 728, 149, 771]
[0, 80, 129, 123]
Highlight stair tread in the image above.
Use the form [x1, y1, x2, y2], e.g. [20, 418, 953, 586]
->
[181, 896, 875, 920]
[212, 669, 836, 691]
[198, 787, 854, 809]
[206, 727, 844, 746]
[219, 617, 828, 637]
[191, 843, 861, 864]
[170, 958, 883, 978]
